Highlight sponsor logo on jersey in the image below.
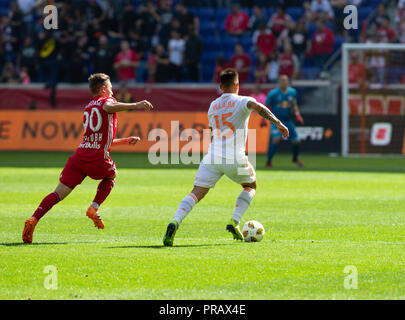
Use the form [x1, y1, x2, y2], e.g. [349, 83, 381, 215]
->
[79, 141, 101, 149]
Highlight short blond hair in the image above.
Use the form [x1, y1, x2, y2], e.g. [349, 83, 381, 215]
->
[88, 73, 110, 95]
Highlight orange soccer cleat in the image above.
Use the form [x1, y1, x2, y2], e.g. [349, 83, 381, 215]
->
[86, 205, 104, 229]
[22, 217, 38, 244]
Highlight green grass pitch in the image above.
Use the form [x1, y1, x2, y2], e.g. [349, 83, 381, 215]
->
[0, 152, 404, 299]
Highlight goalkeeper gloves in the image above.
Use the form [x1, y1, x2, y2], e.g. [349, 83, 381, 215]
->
[295, 112, 304, 125]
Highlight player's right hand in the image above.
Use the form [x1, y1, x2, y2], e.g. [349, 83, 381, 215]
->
[139, 100, 154, 111]
[277, 122, 289, 139]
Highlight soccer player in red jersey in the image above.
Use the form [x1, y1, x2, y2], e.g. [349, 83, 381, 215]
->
[22, 73, 153, 243]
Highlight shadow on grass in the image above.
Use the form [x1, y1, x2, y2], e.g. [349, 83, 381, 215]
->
[0, 242, 68, 246]
[107, 243, 235, 249]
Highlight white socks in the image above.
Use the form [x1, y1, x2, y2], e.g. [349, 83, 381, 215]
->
[172, 188, 255, 227]
[232, 188, 255, 224]
[173, 193, 198, 226]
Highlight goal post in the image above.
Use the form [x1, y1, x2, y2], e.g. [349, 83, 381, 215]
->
[342, 43, 405, 156]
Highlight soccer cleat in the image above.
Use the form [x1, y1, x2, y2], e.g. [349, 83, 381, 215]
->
[163, 221, 178, 247]
[293, 159, 304, 167]
[86, 205, 105, 229]
[22, 217, 38, 244]
[266, 161, 273, 168]
[226, 219, 244, 241]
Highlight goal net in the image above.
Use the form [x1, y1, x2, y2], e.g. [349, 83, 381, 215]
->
[342, 43, 405, 156]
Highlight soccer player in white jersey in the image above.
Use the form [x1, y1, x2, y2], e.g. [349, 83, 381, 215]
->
[163, 68, 289, 246]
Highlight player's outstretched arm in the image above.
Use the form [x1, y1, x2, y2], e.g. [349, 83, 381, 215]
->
[247, 100, 289, 139]
[103, 100, 153, 113]
[112, 136, 140, 146]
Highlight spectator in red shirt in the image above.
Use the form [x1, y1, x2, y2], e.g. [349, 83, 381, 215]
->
[256, 24, 276, 57]
[312, 20, 335, 68]
[228, 43, 252, 83]
[348, 52, 365, 85]
[278, 42, 299, 79]
[267, 6, 294, 38]
[225, 3, 249, 36]
[213, 56, 227, 83]
[376, 17, 396, 43]
[114, 40, 140, 84]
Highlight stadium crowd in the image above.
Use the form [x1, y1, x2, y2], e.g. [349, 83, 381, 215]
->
[0, 0, 402, 85]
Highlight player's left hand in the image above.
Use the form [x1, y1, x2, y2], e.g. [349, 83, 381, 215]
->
[296, 113, 304, 125]
[128, 136, 140, 145]
[276, 121, 289, 139]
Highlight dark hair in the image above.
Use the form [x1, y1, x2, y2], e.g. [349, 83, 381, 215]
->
[88, 73, 110, 95]
[220, 68, 239, 87]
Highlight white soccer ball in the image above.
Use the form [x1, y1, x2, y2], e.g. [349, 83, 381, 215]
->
[242, 220, 265, 242]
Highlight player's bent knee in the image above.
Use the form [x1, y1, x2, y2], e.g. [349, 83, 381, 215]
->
[54, 182, 72, 201]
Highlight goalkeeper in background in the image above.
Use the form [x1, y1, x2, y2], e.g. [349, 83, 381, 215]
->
[264, 75, 304, 167]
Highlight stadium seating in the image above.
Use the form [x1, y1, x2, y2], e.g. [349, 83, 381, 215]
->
[0, 0, 384, 83]
[195, 2, 382, 82]
[286, 7, 304, 21]
[300, 67, 321, 80]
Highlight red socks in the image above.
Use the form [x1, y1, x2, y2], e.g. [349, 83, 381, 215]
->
[33, 192, 60, 221]
[32, 179, 115, 221]
[92, 179, 115, 208]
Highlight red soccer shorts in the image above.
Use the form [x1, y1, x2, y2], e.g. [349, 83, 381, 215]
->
[59, 155, 117, 189]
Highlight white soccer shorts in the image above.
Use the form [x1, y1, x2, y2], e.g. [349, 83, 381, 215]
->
[194, 157, 256, 188]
